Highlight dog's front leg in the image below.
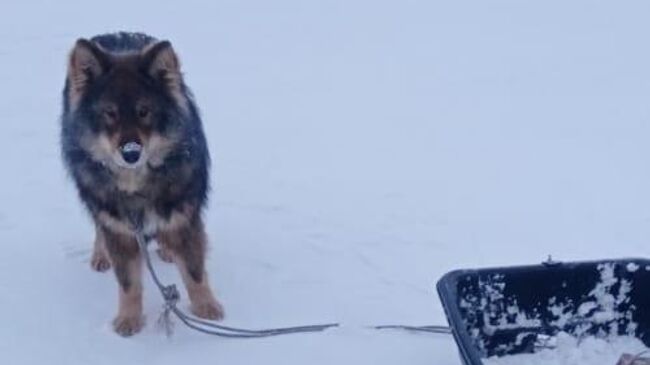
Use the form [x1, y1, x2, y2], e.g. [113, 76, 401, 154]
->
[90, 223, 111, 272]
[157, 218, 224, 321]
[102, 227, 144, 336]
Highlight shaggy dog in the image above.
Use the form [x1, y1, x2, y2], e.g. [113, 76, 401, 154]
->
[60, 32, 223, 336]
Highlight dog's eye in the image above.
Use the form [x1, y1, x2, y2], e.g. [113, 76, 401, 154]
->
[103, 108, 117, 120]
[137, 106, 150, 119]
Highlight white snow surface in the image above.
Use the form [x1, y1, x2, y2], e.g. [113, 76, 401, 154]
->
[485, 332, 650, 365]
[2, 1, 650, 364]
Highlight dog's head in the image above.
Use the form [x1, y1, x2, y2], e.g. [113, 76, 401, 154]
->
[65, 38, 189, 169]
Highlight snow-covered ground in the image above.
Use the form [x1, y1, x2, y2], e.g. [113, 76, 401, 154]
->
[2, 1, 650, 364]
[485, 333, 650, 365]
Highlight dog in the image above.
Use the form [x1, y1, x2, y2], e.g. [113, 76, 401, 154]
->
[60, 32, 224, 336]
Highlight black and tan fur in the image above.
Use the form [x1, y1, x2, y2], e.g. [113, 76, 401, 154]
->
[60, 32, 223, 336]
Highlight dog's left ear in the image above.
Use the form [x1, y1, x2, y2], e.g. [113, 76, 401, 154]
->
[142, 41, 188, 111]
[142, 41, 180, 80]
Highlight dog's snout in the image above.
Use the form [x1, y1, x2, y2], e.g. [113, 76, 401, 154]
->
[120, 141, 142, 164]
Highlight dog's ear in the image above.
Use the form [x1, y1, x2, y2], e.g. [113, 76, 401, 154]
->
[67, 39, 109, 107]
[142, 40, 180, 79]
[142, 41, 188, 111]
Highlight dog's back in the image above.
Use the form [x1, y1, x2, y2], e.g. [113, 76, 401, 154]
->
[91, 32, 156, 53]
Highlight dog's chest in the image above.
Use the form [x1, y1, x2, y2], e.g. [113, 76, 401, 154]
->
[139, 209, 190, 238]
[98, 206, 186, 238]
[141, 210, 164, 237]
[114, 167, 149, 194]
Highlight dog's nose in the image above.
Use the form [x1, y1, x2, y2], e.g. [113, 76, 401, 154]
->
[120, 141, 142, 164]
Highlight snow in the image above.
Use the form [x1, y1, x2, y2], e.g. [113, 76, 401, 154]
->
[2, 1, 650, 364]
[485, 332, 650, 365]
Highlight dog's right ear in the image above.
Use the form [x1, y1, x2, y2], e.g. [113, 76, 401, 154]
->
[67, 39, 109, 108]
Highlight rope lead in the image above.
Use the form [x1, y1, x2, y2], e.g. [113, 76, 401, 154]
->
[136, 231, 340, 338]
[134, 230, 450, 338]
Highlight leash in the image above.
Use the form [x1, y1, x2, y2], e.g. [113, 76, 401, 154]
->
[135, 231, 339, 337]
[134, 230, 451, 338]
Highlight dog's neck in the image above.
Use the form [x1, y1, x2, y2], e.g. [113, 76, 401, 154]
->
[113, 165, 149, 194]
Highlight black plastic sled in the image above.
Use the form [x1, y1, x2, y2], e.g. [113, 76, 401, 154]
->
[437, 258, 650, 365]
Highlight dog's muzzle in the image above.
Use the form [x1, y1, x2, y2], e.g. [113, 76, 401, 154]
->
[120, 141, 142, 164]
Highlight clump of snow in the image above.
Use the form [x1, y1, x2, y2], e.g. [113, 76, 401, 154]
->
[484, 332, 650, 365]
[459, 274, 544, 354]
[627, 263, 640, 272]
[578, 263, 636, 337]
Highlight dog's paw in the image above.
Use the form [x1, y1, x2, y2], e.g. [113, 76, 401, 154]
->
[112, 315, 144, 337]
[191, 299, 225, 321]
[90, 251, 111, 272]
[156, 248, 174, 263]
